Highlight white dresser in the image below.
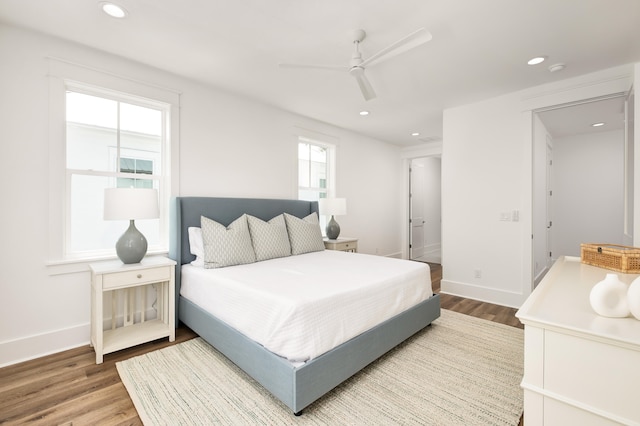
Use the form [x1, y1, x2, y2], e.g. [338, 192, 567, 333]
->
[516, 256, 640, 425]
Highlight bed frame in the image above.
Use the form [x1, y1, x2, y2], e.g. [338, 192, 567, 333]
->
[169, 196, 441, 415]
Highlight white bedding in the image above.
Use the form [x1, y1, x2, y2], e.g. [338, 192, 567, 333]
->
[180, 250, 432, 362]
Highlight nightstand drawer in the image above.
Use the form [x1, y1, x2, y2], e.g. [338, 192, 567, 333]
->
[102, 266, 172, 290]
[334, 241, 356, 251]
[324, 238, 358, 252]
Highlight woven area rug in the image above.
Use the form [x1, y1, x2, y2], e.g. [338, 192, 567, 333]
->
[117, 309, 524, 425]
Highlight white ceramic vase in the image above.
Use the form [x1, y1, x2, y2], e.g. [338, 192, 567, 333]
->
[589, 273, 630, 318]
[628, 276, 640, 320]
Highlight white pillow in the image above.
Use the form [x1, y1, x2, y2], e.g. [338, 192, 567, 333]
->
[284, 212, 325, 255]
[188, 227, 204, 267]
[201, 214, 256, 269]
[247, 214, 291, 261]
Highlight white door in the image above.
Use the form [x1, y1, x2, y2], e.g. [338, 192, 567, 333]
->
[410, 161, 426, 259]
[546, 138, 554, 268]
[624, 88, 635, 245]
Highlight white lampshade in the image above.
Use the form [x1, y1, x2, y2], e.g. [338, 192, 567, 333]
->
[319, 198, 347, 216]
[104, 188, 159, 220]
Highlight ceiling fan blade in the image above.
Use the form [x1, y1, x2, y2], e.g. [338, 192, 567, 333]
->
[360, 28, 432, 68]
[279, 63, 346, 72]
[354, 72, 376, 101]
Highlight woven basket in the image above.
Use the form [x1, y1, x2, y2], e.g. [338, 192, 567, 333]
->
[580, 243, 640, 273]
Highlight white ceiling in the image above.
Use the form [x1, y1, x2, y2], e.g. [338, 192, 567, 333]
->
[1, 0, 639, 146]
[538, 96, 627, 139]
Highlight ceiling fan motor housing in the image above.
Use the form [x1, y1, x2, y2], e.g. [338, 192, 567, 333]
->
[349, 66, 365, 77]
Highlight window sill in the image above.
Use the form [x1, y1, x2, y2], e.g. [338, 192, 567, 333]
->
[46, 249, 169, 276]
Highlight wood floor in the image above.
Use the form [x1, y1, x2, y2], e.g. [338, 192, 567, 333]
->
[0, 263, 523, 425]
[428, 262, 523, 329]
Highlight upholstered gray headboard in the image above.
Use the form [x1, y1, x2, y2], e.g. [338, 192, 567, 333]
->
[168, 196, 319, 323]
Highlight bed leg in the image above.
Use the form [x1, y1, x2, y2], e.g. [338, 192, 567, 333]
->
[294, 410, 303, 416]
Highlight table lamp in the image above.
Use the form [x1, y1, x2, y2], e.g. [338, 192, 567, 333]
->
[319, 197, 347, 240]
[104, 188, 159, 264]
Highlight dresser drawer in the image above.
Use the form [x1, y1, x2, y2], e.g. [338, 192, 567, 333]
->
[102, 266, 172, 290]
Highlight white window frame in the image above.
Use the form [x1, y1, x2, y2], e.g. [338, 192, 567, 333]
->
[47, 58, 180, 274]
[295, 130, 338, 236]
[297, 136, 337, 201]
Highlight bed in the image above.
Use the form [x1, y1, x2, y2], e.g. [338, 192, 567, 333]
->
[169, 196, 441, 415]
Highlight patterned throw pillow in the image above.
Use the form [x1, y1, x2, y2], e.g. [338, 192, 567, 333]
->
[201, 214, 256, 269]
[247, 214, 292, 261]
[284, 212, 325, 255]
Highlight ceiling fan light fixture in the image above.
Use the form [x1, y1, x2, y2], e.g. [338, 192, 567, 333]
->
[100, 2, 128, 18]
[527, 56, 546, 65]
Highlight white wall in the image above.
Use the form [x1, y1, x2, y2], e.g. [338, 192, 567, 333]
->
[552, 130, 624, 257]
[0, 24, 403, 366]
[442, 92, 528, 307]
[442, 64, 635, 308]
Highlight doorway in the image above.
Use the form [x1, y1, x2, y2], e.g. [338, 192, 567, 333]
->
[409, 157, 442, 263]
[533, 95, 629, 284]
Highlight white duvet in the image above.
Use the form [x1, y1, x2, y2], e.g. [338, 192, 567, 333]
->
[180, 250, 432, 362]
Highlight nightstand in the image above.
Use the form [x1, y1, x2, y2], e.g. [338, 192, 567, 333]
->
[89, 256, 176, 364]
[324, 237, 358, 253]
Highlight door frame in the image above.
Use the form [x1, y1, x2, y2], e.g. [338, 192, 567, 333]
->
[531, 92, 629, 288]
[401, 144, 443, 261]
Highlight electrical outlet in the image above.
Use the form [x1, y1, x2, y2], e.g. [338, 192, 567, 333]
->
[474, 269, 482, 279]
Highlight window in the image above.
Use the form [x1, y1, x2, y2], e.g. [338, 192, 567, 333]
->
[64, 87, 169, 257]
[298, 137, 336, 232]
[298, 139, 331, 202]
[118, 157, 153, 188]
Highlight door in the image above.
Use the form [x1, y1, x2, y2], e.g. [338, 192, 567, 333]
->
[624, 88, 635, 245]
[409, 162, 426, 259]
[546, 138, 554, 268]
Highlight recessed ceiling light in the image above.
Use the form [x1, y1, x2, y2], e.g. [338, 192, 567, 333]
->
[359, 110, 369, 116]
[100, 2, 128, 18]
[592, 122, 605, 127]
[411, 132, 420, 137]
[527, 56, 546, 65]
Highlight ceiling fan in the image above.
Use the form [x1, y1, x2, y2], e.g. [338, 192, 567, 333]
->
[279, 28, 432, 101]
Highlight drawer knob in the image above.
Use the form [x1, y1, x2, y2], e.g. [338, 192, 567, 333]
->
[137, 274, 142, 279]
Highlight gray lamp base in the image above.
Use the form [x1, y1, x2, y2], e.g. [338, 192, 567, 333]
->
[116, 220, 148, 264]
[326, 215, 341, 240]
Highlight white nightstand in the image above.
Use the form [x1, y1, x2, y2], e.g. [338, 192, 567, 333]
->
[324, 237, 358, 253]
[90, 256, 176, 364]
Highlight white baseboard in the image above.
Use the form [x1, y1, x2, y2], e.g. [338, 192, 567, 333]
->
[0, 307, 160, 368]
[0, 323, 90, 368]
[534, 267, 549, 287]
[441, 279, 525, 309]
